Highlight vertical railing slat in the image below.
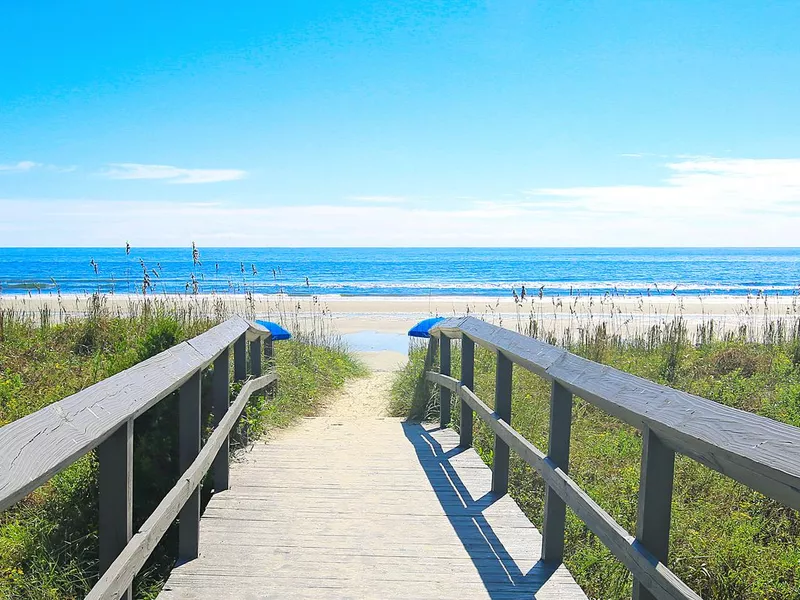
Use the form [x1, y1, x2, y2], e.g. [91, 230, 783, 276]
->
[250, 337, 262, 378]
[178, 370, 202, 562]
[541, 381, 573, 563]
[491, 351, 513, 495]
[459, 334, 474, 448]
[212, 346, 231, 493]
[234, 333, 247, 382]
[265, 335, 276, 397]
[98, 418, 133, 600]
[632, 425, 676, 600]
[439, 335, 451, 428]
[424, 335, 439, 405]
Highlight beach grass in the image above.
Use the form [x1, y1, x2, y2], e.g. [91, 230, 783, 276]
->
[0, 297, 366, 599]
[391, 316, 800, 600]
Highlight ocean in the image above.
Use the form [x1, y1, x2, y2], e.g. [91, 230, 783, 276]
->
[0, 247, 798, 298]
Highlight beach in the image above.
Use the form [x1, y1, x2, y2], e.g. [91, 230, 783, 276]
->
[3, 291, 797, 338]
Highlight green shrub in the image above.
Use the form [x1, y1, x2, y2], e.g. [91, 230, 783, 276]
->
[138, 317, 184, 361]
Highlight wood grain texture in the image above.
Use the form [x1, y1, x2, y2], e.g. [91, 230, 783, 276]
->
[426, 372, 701, 600]
[460, 334, 475, 448]
[439, 335, 451, 428]
[0, 317, 269, 512]
[541, 382, 573, 564]
[98, 419, 133, 600]
[492, 351, 513, 496]
[158, 411, 586, 599]
[633, 426, 676, 600]
[432, 316, 800, 510]
[86, 373, 277, 600]
[179, 371, 202, 562]
[233, 333, 247, 382]
[212, 347, 231, 493]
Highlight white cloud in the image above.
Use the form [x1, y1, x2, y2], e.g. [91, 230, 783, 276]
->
[102, 163, 247, 184]
[3, 156, 800, 246]
[0, 161, 40, 172]
[349, 195, 407, 204]
[527, 156, 800, 218]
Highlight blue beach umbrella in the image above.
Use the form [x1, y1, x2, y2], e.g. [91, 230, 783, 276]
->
[407, 317, 446, 339]
[255, 320, 292, 341]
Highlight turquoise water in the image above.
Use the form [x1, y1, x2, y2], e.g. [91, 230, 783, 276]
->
[0, 247, 798, 297]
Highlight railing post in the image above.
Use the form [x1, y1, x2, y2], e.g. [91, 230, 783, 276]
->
[234, 333, 247, 382]
[439, 335, 451, 428]
[178, 370, 201, 562]
[212, 346, 231, 493]
[424, 335, 439, 370]
[491, 351, 513, 495]
[250, 337, 262, 378]
[98, 419, 133, 600]
[424, 335, 439, 398]
[250, 336, 263, 406]
[632, 425, 676, 600]
[541, 381, 573, 563]
[265, 335, 276, 397]
[459, 334, 474, 448]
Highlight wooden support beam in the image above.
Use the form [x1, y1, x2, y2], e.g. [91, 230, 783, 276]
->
[265, 336, 276, 397]
[250, 337, 262, 378]
[491, 352, 513, 495]
[633, 425, 676, 600]
[459, 334, 475, 448]
[439, 335, 451, 428]
[541, 381, 573, 563]
[212, 346, 230, 493]
[98, 419, 133, 600]
[424, 336, 439, 400]
[234, 333, 247, 382]
[178, 370, 201, 562]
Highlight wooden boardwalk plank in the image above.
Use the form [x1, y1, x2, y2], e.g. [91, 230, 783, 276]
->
[159, 417, 586, 599]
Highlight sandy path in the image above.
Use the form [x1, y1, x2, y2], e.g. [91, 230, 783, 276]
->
[321, 369, 394, 419]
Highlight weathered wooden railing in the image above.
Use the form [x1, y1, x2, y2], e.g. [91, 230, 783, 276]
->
[0, 315, 278, 600]
[426, 316, 800, 600]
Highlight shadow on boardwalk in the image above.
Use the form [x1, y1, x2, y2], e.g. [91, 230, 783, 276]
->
[403, 422, 560, 600]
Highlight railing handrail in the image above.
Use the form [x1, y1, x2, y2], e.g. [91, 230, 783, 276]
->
[426, 371, 699, 600]
[428, 315, 800, 600]
[0, 315, 268, 512]
[0, 314, 279, 600]
[432, 316, 800, 509]
[85, 372, 276, 600]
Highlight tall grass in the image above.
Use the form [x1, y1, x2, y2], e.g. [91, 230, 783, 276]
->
[391, 313, 800, 599]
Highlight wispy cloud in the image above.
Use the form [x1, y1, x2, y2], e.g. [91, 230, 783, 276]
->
[0, 161, 41, 172]
[102, 163, 247, 184]
[4, 156, 800, 246]
[349, 195, 407, 204]
[527, 156, 800, 218]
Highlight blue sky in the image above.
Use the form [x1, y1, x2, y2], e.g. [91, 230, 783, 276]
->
[1, 1, 799, 246]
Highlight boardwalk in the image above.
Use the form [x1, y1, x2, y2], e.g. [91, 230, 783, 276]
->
[5, 316, 799, 599]
[159, 374, 585, 599]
